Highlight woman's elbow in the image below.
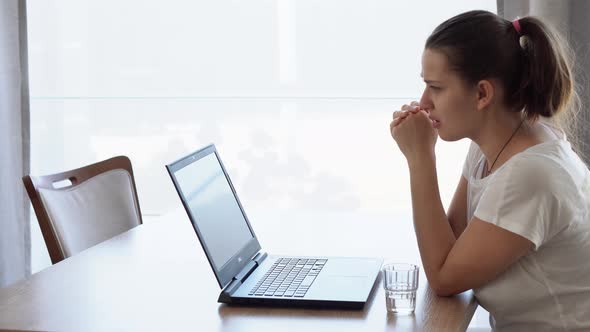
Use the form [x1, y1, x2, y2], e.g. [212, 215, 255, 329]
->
[430, 275, 467, 297]
[432, 284, 460, 297]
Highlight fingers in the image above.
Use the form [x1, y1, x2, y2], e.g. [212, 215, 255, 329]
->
[402, 106, 421, 114]
[393, 107, 418, 121]
[392, 112, 411, 127]
[392, 101, 422, 127]
[392, 111, 412, 127]
[401, 101, 420, 110]
[393, 110, 408, 119]
[400, 104, 414, 112]
[392, 108, 432, 129]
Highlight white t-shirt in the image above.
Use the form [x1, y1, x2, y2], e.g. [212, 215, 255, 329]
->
[462, 122, 590, 331]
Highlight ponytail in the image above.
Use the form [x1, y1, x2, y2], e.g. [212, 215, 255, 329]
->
[516, 16, 576, 121]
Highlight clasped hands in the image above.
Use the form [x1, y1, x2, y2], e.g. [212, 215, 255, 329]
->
[390, 101, 438, 164]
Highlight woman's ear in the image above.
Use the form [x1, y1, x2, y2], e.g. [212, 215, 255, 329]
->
[476, 79, 495, 111]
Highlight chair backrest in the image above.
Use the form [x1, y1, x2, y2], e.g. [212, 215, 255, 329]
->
[23, 156, 143, 264]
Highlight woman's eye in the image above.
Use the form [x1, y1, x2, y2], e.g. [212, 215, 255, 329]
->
[429, 86, 440, 90]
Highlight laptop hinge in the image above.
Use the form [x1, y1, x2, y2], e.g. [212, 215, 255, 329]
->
[219, 252, 268, 303]
[234, 251, 267, 282]
[252, 251, 268, 266]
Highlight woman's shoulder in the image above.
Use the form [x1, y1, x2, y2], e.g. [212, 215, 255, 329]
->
[501, 139, 587, 191]
[513, 139, 581, 170]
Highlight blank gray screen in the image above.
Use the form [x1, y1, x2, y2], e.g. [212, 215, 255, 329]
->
[175, 153, 254, 270]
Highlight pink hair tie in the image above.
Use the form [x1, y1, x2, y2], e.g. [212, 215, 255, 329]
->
[512, 19, 522, 35]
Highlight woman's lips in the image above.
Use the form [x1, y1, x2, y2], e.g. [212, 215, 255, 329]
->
[429, 117, 441, 128]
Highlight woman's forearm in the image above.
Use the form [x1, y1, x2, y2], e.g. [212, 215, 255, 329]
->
[407, 153, 457, 291]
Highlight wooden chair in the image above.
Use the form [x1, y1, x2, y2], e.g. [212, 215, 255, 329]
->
[23, 156, 143, 265]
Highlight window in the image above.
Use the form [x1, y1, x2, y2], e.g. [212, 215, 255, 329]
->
[27, 0, 495, 271]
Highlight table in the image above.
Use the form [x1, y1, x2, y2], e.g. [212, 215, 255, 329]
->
[0, 209, 477, 331]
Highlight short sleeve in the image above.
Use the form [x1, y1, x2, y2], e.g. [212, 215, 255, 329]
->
[473, 157, 563, 250]
[462, 141, 481, 180]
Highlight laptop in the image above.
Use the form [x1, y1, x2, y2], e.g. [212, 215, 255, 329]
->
[166, 144, 382, 309]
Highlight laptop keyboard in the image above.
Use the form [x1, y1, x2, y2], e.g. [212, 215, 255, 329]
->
[249, 258, 328, 298]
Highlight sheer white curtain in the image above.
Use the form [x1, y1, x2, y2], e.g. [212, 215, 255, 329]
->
[0, 0, 31, 287]
[498, 0, 590, 165]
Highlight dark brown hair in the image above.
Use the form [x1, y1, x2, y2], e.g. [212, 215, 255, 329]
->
[425, 10, 583, 154]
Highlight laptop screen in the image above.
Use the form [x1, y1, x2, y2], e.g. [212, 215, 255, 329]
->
[173, 152, 255, 271]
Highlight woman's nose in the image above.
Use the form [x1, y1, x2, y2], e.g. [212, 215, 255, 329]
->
[419, 89, 433, 111]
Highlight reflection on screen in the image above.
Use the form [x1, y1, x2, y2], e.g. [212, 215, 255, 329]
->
[174, 153, 254, 270]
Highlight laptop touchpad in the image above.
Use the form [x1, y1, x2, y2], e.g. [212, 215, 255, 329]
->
[323, 258, 377, 277]
[310, 275, 372, 300]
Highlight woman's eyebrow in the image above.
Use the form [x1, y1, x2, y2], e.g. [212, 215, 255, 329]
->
[420, 73, 442, 83]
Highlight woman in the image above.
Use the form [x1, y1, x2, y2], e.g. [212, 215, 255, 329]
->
[390, 10, 590, 331]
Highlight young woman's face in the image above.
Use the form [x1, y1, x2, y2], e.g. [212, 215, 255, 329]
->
[420, 48, 478, 141]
